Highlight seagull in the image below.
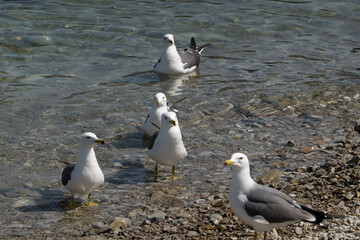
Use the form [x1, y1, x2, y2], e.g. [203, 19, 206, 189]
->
[147, 111, 187, 180]
[225, 153, 328, 240]
[154, 33, 210, 74]
[144, 92, 168, 137]
[144, 92, 187, 138]
[61, 132, 105, 207]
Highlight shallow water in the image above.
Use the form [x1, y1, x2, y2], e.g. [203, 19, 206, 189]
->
[0, 0, 359, 237]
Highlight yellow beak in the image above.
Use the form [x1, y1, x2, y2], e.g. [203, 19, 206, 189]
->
[224, 159, 233, 166]
[169, 119, 176, 126]
[157, 100, 161, 106]
[169, 39, 173, 45]
[95, 139, 105, 144]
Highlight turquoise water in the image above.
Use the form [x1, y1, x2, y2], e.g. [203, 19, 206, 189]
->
[0, 0, 359, 237]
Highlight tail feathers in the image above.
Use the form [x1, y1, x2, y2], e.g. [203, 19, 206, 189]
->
[300, 204, 328, 225]
[189, 37, 196, 49]
[189, 37, 211, 53]
[197, 43, 211, 53]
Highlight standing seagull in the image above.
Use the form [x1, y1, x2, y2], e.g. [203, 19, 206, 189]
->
[154, 34, 210, 74]
[147, 111, 187, 180]
[225, 153, 328, 240]
[61, 132, 105, 207]
[144, 92, 168, 137]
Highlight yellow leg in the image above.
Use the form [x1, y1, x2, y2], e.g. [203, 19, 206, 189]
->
[87, 193, 98, 206]
[264, 232, 267, 240]
[170, 165, 181, 180]
[254, 232, 257, 240]
[64, 194, 81, 209]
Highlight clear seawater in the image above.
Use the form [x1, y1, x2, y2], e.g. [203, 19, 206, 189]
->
[0, 0, 359, 237]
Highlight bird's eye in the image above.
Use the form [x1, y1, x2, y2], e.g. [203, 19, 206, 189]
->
[165, 116, 168, 120]
[86, 136, 91, 139]
[239, 157, 243, 160]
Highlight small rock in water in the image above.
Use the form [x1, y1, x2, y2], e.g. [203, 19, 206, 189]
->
[110, 218, 131, 229]
[92, 221, 104, 229]
[12, 198, 35, 208]
[300, 146, 321, 154]
[148, 211, 166, 221]
[286, 140, 295, 147]
[97, 226, 112, 234]
[270, 161, 287, 168]
[290, 174, 307, 183]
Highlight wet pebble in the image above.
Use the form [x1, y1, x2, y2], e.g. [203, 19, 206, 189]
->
[259, 169, 280, 184]
[92, 221, 105, 229]
[12, 198, 35, 208]
[109, 217, 131, 229]
[187, 230, 198, 237]
[212, 199, 224, 207]
[148, 211, 166, 221]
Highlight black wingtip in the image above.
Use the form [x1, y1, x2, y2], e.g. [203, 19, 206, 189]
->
[300, 204, 328, 224]
[197, 43, 211, 53]
[190, 37, 196, 49]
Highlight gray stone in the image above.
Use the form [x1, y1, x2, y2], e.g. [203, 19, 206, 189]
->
[259, 169, 280, 184]
[12, 198, 35, 208]
[148, 211, 166, 221]
[209, 214, 223, 225]
[92, 221, 105, 229]
[110, 218, 131, 229]
[295, 226, 303, 235]
[167, 197, 186, 208]
[290, 174, 307, 183]
[140, 219, 151, 226]
[187, 231, 198, 237]
[97, 226, 112, 234]
[151, 191, 186, 208]
[212, 199, 224, 207]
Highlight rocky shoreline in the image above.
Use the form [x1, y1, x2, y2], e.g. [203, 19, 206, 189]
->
[2, 89, 359, 240]
[77, 124, 359, 240]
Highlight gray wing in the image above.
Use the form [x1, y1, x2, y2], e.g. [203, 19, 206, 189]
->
[179, 37, 210, 69]
[61, 164, 75, 186]
[179, 49, 200, 69]
[244, 186, 316, 223]
[148, 131, 159, 150]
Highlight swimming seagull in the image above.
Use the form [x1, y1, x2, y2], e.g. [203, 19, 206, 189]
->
[154, 34, 210, 74]
[61, 132, 105, 207]
[147, 111, 187, 180]
[225, 153, 328, 240]
[144, 92, 168, 137]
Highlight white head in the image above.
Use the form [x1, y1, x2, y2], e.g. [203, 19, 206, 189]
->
[154, 92, 167, 107]
[80, 132, 105, 146]
[163, 34, 175, 47]
[161, 111, 178, 128]
[224, 152, 250, 172]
